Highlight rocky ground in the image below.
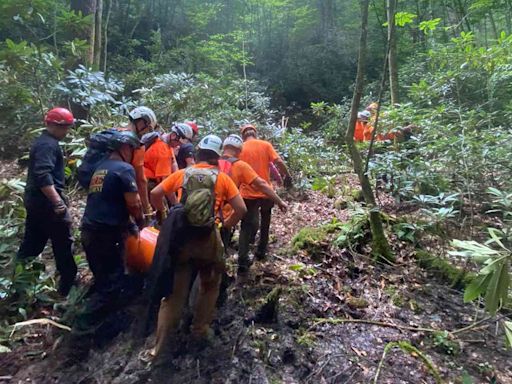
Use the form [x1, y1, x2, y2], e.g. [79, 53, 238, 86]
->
[1, 187, 511, 384]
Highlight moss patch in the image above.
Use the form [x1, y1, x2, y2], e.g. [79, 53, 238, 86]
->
[414, 250, 476, 289]
[291, 220, 342, 258]
[347, 296, 369, 309]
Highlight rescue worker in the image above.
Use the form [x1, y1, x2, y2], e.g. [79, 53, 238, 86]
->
[185, 120, 199, 142]
[16, 107, 77, 296]
[141, 131, 178, 190]
[70, 130, 144, 359]
[219, 134, 287, 256]
[238, 124, 292, 271]
[355, 111, 370, 142]
[125, 106, 158, 218]
[149, 134, 247, 359]
[163, 123, 195, 169]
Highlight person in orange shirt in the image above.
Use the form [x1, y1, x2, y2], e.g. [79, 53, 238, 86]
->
[125, 107, 158, 216]
[149, 134, 247, 358]
[219, 134, 287, 253]
[141, 132, 178, 187]
[238, 124, 292, 273]
[354, 111, 370, 142]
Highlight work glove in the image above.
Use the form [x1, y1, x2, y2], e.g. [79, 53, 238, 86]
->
[52, 200, 68, 218]
[283, 175, 293, 190]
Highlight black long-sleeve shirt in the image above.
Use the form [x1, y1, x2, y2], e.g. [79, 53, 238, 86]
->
[24, 131, 65, 207]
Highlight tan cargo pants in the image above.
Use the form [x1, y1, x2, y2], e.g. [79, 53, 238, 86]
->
[153, 227, 224, 357]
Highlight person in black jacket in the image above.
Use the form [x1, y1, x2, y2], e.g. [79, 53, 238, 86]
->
[17, 107, 77, 296]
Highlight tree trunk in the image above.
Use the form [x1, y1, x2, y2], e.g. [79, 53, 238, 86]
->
[488, 11, 499, 41]
[344, 0, 394, 263]
[71, 0, 97, 67]
[387, 0, 399, 105]
[103, 0, 112, 73]
[93, 0, 103, 70]
[454, 0, 471, 32]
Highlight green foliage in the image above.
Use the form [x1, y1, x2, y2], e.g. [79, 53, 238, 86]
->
[135, 71, 274, 133]
[504, 321, 512, 348]
[0, 261, 56, 323]
[0, 43, 63, 155]
[432, 330, 460, 355]
[0, 179, 26, 264]
[419, 18, 442, 35]
[311, 175, 337, 198]
[334, 204, 370, 249]
[55, 65, 127, 118]
[450, 229, 511, 315]
[392, 222, 426, 244]
[278, 129, 348, 182]
[394, 12, 417, 27]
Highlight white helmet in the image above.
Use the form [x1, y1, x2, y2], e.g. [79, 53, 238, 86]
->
[223, 134, 243, 150]
[172, 123, 194, 140]
[129, 106, 157, 129]
[198, 134, 223, 156]
[358, 111, 371, 121]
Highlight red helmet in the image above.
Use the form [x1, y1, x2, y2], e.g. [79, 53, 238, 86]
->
[185, 121, 199, 136]
[45, 107, 75, 126]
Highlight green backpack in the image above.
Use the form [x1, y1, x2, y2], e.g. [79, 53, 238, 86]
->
[181, 167, 219, 227]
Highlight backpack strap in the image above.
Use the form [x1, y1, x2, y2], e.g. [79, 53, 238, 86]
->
[219, 157, 239, 175]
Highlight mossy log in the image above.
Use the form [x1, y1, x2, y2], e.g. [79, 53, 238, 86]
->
[414, 250, 475, 289]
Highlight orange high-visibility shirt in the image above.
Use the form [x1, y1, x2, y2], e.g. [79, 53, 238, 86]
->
[239, 139, 279, 200]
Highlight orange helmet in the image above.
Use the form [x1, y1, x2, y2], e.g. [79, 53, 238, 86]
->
[240, 123, 256, 136]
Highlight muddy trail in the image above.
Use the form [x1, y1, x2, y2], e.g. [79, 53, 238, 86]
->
[2, 188, 511, 384]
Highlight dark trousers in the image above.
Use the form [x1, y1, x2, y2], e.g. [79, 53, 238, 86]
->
[73, 229, 128, 337]
[17, 204, 76, 284]
[238, 198, 274, 269]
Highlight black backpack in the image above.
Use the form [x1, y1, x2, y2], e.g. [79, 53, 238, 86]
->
[77, 129, 119, 189]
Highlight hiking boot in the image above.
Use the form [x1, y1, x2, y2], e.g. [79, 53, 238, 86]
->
[254, 249, 267, 261]
[151, 358, 177, 382]
[57, 334, 92, 367]
[236, 266, 250, 285]
[188, 328, 215, 354]
[58, 277, 77, 297]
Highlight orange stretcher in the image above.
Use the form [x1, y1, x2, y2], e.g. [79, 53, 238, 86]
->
[125, 227, 159, 273]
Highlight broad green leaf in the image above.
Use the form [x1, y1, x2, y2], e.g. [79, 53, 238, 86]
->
[449, 239, 501, 262]
[394, 12, 417, 27]
[504, 321, 512, 348]
[464, 274, 491, 303]
[487, 228, 509, 251]
[480, 256, 508, 275]
[484, 260, 510, 314]
[419, 18, 441, 34]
